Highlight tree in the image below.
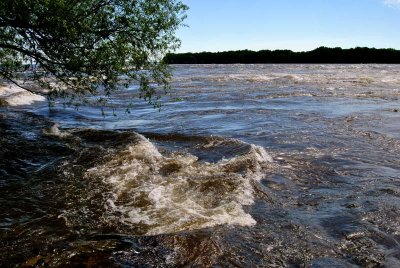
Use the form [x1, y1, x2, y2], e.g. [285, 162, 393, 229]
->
[0, 0, 187, 109]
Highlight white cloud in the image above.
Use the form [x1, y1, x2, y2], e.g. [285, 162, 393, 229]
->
[383, 0, 400, 8]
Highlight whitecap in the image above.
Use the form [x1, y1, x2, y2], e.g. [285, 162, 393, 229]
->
[86, 134, 272, 235]
[0, 84, 45, 106]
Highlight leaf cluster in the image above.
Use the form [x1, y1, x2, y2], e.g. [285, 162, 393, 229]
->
[0, 0, 187, 109]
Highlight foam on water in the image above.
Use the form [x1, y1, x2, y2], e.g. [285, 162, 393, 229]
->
[173, 64, 400, 93]
[0, 84, 45, 106]
[86, 133, 272, 235]
[42, 123, 71, 138]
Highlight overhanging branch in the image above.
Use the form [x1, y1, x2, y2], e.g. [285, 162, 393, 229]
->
[0, 70, 47, 96]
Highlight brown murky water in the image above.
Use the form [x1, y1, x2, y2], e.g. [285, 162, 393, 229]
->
[1, 64, 400, 267]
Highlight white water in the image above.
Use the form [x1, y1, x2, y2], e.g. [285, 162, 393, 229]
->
[86, 133, 273, 235]
[2, 64, 399, 266]
[0, 84, 45, 106]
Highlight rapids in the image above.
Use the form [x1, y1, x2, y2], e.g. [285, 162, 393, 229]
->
[1, 64, 400, 267]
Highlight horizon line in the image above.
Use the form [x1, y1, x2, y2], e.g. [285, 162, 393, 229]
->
[175, 46, 400, 54]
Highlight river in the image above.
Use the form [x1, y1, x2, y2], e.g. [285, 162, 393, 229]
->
[1, 64, 400, 267]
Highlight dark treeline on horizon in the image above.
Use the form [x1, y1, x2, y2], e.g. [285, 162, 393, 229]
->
[164, 47, 400, 64]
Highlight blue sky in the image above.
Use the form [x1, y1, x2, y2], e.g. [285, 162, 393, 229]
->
[176, 0, 400, 52]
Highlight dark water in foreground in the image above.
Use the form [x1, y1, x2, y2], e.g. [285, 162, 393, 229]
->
[1, 64, 400, 267]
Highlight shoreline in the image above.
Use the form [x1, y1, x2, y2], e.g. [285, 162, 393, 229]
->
[165, 47, 400, 64]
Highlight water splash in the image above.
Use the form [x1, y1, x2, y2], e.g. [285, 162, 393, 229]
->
[86, 134, 272, 235]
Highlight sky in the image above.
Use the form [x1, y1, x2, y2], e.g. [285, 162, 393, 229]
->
[176, 0, 400, 53]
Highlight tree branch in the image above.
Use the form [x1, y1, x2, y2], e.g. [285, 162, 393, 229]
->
[0, 70, 47, 96]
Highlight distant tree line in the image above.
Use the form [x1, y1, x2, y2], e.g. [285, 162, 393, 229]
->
[164, 47, 400, 64]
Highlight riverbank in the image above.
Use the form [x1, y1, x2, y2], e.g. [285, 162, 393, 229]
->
[165, 47, 400, 64]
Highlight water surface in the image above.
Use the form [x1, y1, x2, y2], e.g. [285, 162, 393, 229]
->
[1, 64, 400, 267]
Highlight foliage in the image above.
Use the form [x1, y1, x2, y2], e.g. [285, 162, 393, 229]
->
[0, 0, 187, 108]
[165, 47, 400, 64]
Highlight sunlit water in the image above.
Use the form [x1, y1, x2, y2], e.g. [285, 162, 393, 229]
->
[1, 64, 400, 267]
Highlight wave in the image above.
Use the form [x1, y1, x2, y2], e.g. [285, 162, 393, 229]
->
[83, 133, 272, 235]
[172, 65, 400, 90]
[0, 84, 45, 106]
